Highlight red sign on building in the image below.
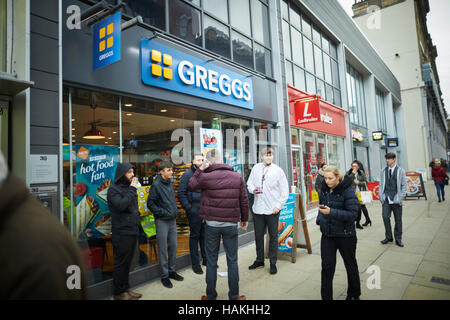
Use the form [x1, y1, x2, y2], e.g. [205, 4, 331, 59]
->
[294, 97, 321, 125]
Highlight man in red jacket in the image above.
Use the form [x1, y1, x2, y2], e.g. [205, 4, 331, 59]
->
[432, 160, 447, 202]
[189, 149, 249, 300]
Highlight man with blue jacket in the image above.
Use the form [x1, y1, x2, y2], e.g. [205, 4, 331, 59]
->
[379, 153, 407, 247]
[178, 154, 207, 275]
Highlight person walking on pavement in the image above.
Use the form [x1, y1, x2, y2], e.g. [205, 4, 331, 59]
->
[379, 153, 407, 247]
[432, 159, 447, 202]
[178, 154, 207, 274]
[147, 161, 184, 288]
[346, 160, 371, 229]
[247, 147, 289, 275]
[189, 149, 249, 301]
[316, 166, 361, 300]
[107, 163, 143, 300]
[315, 162, 328, 201]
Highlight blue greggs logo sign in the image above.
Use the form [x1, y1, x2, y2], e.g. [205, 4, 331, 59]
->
[140, 39, 253, 110]
[93, 11, 121, 70]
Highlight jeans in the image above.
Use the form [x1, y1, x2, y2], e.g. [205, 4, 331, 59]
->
[253, 213, 280, 265]
[204, 224, 239, 300]
[187, 211, 206, 266]
[435, 181, 445, 201]
[155, 218, 177, 279]
[112, 234, 138, 295]
[321, 235, 360, 300]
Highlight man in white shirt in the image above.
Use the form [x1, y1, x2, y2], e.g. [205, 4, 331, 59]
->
[247, 147, 289, 274]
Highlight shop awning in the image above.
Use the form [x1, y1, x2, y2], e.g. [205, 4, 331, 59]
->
[0, 72, 34, 97]
[288, 85, 348, 137]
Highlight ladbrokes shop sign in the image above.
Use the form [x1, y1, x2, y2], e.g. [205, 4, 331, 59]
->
[140, 39, 254, 110]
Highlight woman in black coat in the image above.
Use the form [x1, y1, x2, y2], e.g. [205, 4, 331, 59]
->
[316, 166, 361, 300]
[346, 160, 371, 229]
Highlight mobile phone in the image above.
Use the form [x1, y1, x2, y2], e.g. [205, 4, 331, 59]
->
[319, 205, 326, 209]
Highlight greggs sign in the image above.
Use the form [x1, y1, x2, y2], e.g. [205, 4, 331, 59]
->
[140, 39, 253, 110]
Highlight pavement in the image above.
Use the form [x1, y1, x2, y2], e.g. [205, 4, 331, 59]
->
[126, 181, 450, 300]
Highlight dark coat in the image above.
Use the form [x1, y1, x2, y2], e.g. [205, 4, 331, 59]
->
[0, 174, 87, 299]
[432, 166, 447, 183]
[147, 175, 178, 221]
[178, 166, 201, 215]
[107, 163, 140, 236]
[316, 175, 359, 237]
[346, 169, 368, 191]
[188, 163, 249, 223]
[315, 171, 325, 198]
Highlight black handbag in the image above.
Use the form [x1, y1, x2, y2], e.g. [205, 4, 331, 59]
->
[444, 175, 449, 186]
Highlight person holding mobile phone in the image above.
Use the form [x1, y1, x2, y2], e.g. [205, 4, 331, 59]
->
[246, 147, 289, 275]
[316, 166, 360, 300]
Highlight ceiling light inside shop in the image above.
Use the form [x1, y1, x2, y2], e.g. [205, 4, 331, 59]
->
[130, 133, 135, 135]
[108, 137, 112, 140]
[113, 131, 117, 134]
[124, 104, 133, 107]
[72, 128, 75, 131]
[83, 104, 105, 140]
[160, 109, 168, 113]
[105, 142, 108, 144]
[72, 118, 75, 122]
[126, 113, 133, 116]
[72, 134, 75, 137]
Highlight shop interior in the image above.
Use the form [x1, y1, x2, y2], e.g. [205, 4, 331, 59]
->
[63, 86, 267, 286]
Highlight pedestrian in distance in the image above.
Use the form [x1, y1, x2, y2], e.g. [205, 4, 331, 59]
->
[432, 159, 446, 202]
[107, 163, 143, 300]
[247, 147, 289, 275]
[178, 154, 207, 274]
[346, 160, 371, 229]
[315, 162, 328, 201]
[189, 149, 249, 301]
[0, 151, 87, 300]
[147, 161, 184, 288]
[379, 153, 407, 247]
[316, 166, 361, 300]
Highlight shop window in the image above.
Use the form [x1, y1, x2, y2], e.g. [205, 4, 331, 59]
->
[232, 31, 253, 69]
[291, 128, 299, 145]
[327, 135, 345, 172]
[255, 43, 272, 76]
[301, 131, 319, 211]
[251, 0, 270, 47]
[204, 15, 231, 59]
[229, 0, 251, 37]
[203, 0, 229, 24]
[0, 106, 8, 161]
[169, 0, 202, 47]
[126, 0, 165, 31]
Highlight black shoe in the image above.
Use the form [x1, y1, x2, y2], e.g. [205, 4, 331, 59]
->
[161, 277, 173, 288]
[381, 238, 393, 245]
[395, 240, 404, 247]
[192, 265, 203, 275]
[362, 220, 372, 227]
[202, 260, 207, 266]
[169, 272, 184, 281]
[249, 261, 265, 270]
[439, 199, 441, 202]
[270, 264, 277, 275]
[356, 223, 364, 229]
[346, 296, 360, 300]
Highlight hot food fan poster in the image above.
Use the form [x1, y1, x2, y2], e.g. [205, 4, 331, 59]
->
[75, 145, 119, 239]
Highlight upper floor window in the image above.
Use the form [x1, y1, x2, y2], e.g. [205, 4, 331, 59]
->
[0, 0, 6, 72]
[376, 88, 387, 132]
[346, 63, 367, 127]
[281, 0, 341, 106]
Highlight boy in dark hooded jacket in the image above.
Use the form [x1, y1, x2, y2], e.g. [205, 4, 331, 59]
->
[107, 163, 142, 300]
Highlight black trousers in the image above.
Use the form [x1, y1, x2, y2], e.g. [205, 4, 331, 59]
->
[321, 235, 360, 300]
[253, 213, 280, 265]
[112, 234, 138, 296]
[356, 204, 370, 223]
[382, 202, 402, 241]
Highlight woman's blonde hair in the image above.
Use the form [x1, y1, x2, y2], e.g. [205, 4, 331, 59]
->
[323, 165, 344, 181]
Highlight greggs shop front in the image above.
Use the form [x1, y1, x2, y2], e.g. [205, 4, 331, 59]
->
[62, 0, 279, 298]
[288, 85, 348, 218]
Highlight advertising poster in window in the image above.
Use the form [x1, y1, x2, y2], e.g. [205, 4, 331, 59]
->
[200, 128, 223, 158]
[304, 141, 319, 210]
[75, 145, 119, 239]
[278, 194, 296, 253]
[224, 150, 243, 175]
